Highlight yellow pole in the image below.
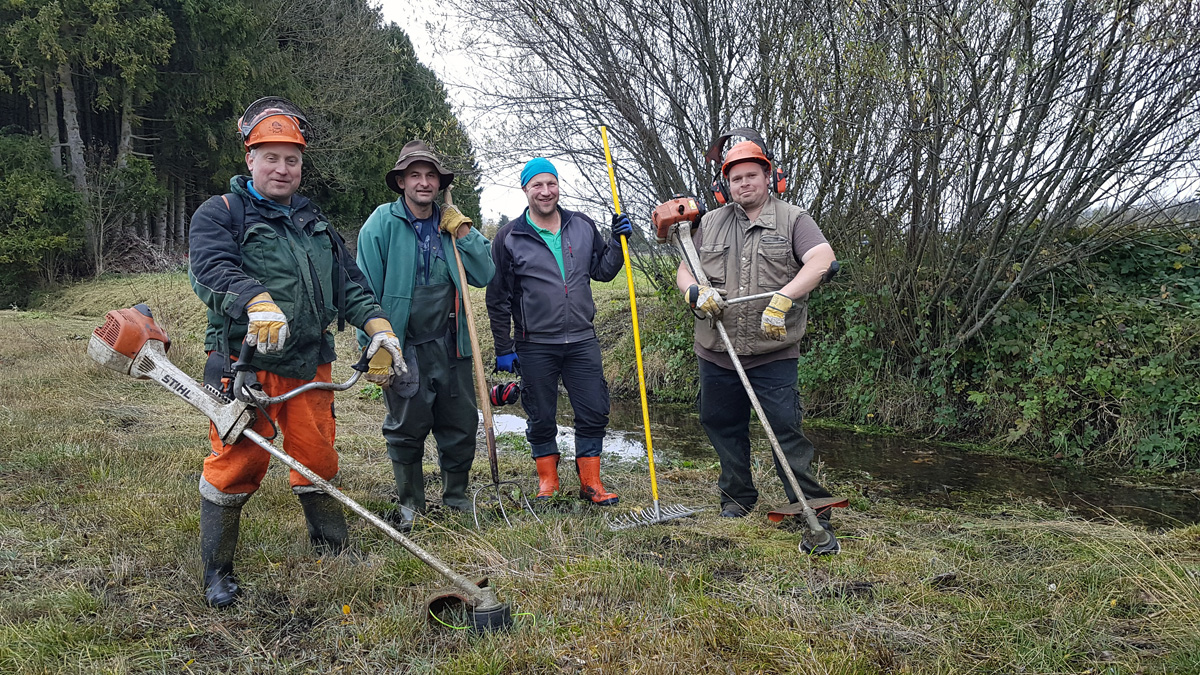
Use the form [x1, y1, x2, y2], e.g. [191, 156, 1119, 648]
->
[599, 126, 661, 509]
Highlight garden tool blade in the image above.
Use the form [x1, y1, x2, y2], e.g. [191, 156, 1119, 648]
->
[766, 497, 850, 523]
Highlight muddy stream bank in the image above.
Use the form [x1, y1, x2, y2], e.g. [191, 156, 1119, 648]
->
[488, 396, 1200, 529]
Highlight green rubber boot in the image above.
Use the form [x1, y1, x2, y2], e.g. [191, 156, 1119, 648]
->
[298, 491, 348, 555]
[441, 470, 472, 513]
[391, 461, 426, 532]
[199, 498, 242, 608]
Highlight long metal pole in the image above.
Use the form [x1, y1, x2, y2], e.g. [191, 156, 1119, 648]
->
[242, 429, 503, 610]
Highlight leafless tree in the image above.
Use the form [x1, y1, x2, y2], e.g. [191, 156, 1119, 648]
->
[448, 0, 1200, 356]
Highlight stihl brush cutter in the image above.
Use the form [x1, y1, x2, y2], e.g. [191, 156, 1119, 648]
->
[88, 304, 514, 630]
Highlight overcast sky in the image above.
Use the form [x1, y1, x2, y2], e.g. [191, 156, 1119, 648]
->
[374, 1, 534, 223]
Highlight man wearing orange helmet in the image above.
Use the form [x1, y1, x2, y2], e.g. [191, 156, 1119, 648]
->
[188, 97, 405, 607]
[676, 131, 841, 554]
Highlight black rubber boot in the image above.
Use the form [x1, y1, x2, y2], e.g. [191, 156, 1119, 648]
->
[441, 470, 472, 513]
[199, 498, 242, 609]
[298, 491, 348, 555]
[720, 502, 753, 518]
[391, 461, 425, 533]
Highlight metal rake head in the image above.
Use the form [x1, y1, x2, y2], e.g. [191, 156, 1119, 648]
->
[607, 503, 699, 531]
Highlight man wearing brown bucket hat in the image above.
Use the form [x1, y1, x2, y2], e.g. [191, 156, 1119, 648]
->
[356, 140, 495, 531]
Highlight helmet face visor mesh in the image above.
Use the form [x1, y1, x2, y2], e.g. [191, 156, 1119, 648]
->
[238, 97, 309, 143]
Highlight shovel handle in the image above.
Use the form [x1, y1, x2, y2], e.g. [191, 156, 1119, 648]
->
[445, 187, 502, 485]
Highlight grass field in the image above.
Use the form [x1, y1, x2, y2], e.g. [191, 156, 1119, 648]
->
[2, 274, 1198, 673]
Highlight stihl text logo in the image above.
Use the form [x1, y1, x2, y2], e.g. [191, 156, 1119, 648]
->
[161, 374, 192, 400]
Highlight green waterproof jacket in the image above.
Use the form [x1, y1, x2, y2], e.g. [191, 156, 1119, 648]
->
[189, 176, 386, 380]
[355, 198, 495, 357]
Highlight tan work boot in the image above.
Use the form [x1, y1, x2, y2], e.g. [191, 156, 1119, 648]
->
[534, 454, 560, 499]
[575, 456, 618, 506]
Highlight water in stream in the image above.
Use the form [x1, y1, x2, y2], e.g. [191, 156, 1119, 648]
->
[489, 396, 1200, 529]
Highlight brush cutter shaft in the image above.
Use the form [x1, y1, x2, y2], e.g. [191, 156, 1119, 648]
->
[675, 224, 828, 543]
[241, 429, 502, 610]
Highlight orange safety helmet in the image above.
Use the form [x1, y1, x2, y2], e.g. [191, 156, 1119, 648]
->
[238, 97, 309, 150]
[721, 140, 772, 175]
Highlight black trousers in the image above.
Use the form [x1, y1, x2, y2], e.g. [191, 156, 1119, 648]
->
[517, 338, 609, 458]
[697, 356, 832, 516]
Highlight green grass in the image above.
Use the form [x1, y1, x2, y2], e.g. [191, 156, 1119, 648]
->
[1, 275, 1198, 673]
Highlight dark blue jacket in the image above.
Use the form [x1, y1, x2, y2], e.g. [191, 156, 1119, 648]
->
[486, 207, 624, 354]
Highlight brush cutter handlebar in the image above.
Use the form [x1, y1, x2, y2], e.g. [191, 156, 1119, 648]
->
[231, 340, 370, 408]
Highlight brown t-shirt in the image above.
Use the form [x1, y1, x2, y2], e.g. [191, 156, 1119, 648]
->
[692, 206, 827, 370]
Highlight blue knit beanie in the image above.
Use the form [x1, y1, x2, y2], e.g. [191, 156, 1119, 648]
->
[520, 158, 558, 187]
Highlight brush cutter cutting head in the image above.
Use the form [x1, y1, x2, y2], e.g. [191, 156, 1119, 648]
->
[87, 304, 171, 377]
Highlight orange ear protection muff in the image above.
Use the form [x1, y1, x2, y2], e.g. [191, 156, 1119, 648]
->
[704, 127, 787, 204]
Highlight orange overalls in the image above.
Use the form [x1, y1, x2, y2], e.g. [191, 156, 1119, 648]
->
[203, 362, 337, 499]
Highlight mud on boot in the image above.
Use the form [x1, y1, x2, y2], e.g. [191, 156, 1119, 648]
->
[391, 460, 426, 533]
[298, 490, 348, 555]
[575, 456, 618, 506]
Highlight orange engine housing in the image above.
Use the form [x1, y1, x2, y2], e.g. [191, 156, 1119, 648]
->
[93, 305, 171, 359]
[651, 197, 703, 243]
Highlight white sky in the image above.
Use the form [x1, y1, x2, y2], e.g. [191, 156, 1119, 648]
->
[374, 0, 543, 223]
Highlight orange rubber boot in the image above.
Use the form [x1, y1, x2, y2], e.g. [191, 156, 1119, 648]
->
[575, 457, 619, 506]
[535, 454, 560, 499]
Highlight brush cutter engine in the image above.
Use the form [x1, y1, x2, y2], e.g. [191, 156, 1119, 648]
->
[88, 304, 255, 445]
[651, 195, 705, 243]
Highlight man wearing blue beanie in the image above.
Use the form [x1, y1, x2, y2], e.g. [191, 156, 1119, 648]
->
[486, 158, 634, 505]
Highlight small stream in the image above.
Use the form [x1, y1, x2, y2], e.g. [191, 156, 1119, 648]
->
[490, 396, 1200, 529]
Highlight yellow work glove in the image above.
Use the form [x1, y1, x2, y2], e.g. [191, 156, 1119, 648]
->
[760, 292, 792, 341]
[440, 204, 472, 239]
[687, 284, 727, 319]
[245, 292, 289, 353]
[363, 318, 407, 386]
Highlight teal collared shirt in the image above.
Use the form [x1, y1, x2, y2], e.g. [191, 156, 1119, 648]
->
[526, 212, 565, 281]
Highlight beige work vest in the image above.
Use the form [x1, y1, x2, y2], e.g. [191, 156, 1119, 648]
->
[694, 197, 810, 356]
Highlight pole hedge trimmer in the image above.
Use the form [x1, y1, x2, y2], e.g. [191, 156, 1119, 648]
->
[87, 304, 514, 630]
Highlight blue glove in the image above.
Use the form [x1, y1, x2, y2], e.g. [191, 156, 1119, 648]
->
[496, 352, 519, 372]
[610, 213, 633, 239]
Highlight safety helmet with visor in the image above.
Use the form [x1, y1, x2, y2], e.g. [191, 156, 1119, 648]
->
[238, 97, 310, 150]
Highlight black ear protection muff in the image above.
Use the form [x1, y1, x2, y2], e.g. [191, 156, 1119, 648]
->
[704, 127, 788, 205]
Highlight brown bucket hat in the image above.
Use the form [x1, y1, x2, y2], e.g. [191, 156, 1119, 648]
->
[386, 140, 455, 194]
